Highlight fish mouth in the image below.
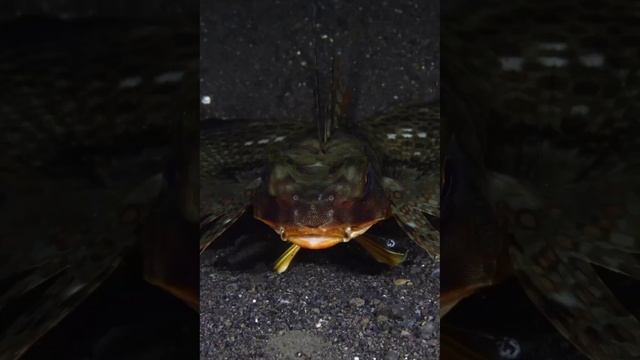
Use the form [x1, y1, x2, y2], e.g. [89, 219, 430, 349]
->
[257, 218, 384, 250]
[287, 235, 345, 249]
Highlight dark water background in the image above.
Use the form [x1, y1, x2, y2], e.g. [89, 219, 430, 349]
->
[0, 0, 197, 20]
[200, 0, 439, 122]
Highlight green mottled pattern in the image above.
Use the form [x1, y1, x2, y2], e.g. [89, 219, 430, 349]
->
[200, 103, 440, 257]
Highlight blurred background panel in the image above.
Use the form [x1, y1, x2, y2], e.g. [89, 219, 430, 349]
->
[0, 1, 199, 359]
[441, 0, 640, 358]
[0, 0, 197, 20]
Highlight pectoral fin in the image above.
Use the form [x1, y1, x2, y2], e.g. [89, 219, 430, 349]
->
[273, 244, 301, 274]
[488, 164, 640, 359]
[353, 235, 407, 266]
[510, 237, 640, 360]
[393, 203, 440, 259]
[200, 206, 247, 253]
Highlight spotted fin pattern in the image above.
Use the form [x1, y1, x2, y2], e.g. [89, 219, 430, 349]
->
[356, 104, 440, 258]
[511, 244, 640, 359]
[199, 118, 309, 251]
[446, 0, 640, 358]
[486, 149, 640, 359]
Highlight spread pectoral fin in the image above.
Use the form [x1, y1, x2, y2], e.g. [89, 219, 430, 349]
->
[353, 234, 407, 266]
[510, 237, 640, 360]
[557, 232, 640, 281]
[385, 174, 440, 259]
[551, 167, 640, 280]
[200, 206, 247, 252]
[199, 117, 308, 251]
[393, 203, 440, 259]
[490, 166, 640, 360]
[356, 103, 440, 172]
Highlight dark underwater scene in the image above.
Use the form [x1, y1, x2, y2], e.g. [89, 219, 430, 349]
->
[199, 0, 440, 359]
[442, 0, 640, 359]
[0, 1, 199, 359]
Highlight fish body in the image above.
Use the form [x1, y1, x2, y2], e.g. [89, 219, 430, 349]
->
[200, 103, 441, 269]
[443, 0, 640, 358]
[253, 130, 391, 250]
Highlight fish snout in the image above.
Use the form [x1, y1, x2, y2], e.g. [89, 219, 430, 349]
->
[291, 193, 336, 227]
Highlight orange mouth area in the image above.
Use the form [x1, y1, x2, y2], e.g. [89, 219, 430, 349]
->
[256, 218, 385, 250]
[287, 235, 345, 249]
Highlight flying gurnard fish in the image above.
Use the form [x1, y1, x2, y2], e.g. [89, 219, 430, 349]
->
[199, 51, 441, 273]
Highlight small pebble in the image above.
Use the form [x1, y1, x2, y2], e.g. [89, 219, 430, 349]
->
[419, 323, 435, 338]
[385, 350, 400, 360]
[394, 278, 412, 286]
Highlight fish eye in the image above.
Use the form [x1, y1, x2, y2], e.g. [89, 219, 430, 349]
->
[327, 195, 335, 201]
[292, 194, 299, 201]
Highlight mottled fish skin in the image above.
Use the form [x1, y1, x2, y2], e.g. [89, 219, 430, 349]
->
[200, 103, 440, 259]
[444, 0, 640, 358]
[0, 18, 197, 360]
[199, 117, 310, 251]
[354, 103, 441, 257]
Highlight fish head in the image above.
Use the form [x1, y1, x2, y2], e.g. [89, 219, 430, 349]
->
[253, 132, 391, 249]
